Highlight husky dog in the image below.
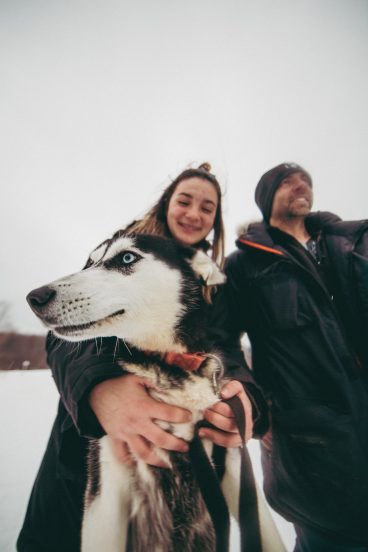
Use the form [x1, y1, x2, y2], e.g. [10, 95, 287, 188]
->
[27, 233, 245, 552]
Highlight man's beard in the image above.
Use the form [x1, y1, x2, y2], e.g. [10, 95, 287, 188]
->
[286, 196, 312, 218]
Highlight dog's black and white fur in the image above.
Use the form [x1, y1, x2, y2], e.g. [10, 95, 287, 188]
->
[27, 233, 243, 552]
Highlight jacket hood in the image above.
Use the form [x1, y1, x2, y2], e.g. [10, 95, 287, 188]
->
[305, 211, 342, 233]
[237, 212, 341, 239]
[307, 211, 368, 241]
[236, 211, 368, 251]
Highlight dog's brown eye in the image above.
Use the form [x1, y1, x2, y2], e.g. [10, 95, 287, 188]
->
[122, 252, 136, 264]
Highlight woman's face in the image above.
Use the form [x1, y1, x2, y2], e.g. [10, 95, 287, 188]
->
[166, 177, 218, 246]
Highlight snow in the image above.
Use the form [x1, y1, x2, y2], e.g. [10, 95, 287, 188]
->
[0, 370, 59, 552]
[0, 370, 295, 551]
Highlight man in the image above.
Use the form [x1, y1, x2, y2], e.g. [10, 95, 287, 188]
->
[223, 163, 368, 551]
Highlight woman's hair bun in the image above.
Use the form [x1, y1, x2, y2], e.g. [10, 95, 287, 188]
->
[198, 162, 212, 173]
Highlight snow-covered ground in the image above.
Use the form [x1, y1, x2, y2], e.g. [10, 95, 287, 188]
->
[0, 370, 296, 552]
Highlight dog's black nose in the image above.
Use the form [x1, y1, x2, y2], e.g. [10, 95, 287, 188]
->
[27, 286, 56, 312]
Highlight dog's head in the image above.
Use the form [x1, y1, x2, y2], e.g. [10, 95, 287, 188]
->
[27, 234, 225, 351]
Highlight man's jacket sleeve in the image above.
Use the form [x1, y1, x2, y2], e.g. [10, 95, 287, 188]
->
[46, 332, 125, 438]
[353, 225, 368, 367]
[208, 264, 269, 438]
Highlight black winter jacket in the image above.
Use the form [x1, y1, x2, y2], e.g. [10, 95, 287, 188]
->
[224, 212, 368, 544]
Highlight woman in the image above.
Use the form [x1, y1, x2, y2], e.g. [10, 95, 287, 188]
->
[17, 163, 267, 552]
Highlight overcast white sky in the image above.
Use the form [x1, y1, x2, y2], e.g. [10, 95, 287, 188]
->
[1, 0, 367, 334]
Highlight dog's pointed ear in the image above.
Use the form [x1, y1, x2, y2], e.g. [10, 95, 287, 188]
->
[190, 250, 226, 286]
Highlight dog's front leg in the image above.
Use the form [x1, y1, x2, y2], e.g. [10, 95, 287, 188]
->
[81, 436, 132, 552]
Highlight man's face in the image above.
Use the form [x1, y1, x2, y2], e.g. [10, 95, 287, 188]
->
[271, 171, 313, 220]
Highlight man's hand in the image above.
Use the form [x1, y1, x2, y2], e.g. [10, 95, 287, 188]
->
[89, 374, 191, 467]
[200, 380, 253, 446]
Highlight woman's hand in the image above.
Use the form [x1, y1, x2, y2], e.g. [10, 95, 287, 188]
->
[200, 380, 253, 446]
[89, 374, 191, 467]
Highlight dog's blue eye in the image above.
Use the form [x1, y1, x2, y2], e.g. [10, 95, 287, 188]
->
[104, 251, 140, 271]
[122, 252, 136, 264]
